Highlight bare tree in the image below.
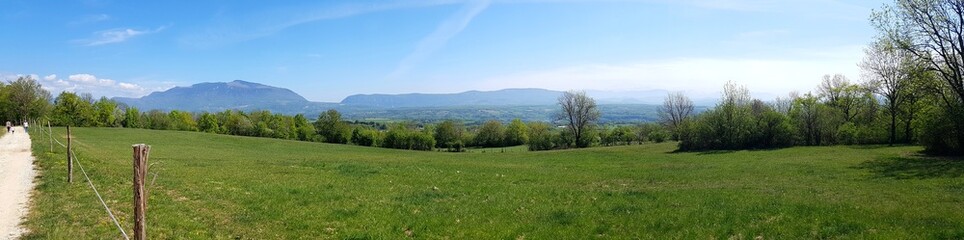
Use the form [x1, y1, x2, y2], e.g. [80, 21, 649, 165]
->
[772, 91, 800, 115]
[861, 38, 917, 145]
[658, 92, 694, 139]
[557, 90, 600, 148]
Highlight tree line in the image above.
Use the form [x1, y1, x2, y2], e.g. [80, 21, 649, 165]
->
[658, 1, 963, 155]
[3, 80, 654, 152]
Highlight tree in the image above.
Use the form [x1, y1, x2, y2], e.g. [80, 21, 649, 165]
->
[198, 112, 221, 133]
[314, 109, 351, 144]
[93, 97, 120, 127]
[791, 92, 827, 146]
[818, 74, 864, 122]
[658, 91, 694, 140]
[292, 114, 317, 141]
[527, 122, 555, 151]
[873, 0, 964, 154]
[861, 38, 918, 145]
[168, 110, 197, 131]
[557, 90, 600, 148]
[52, 91, 95, 126]
[504, 118, 529, 146]
[8, 76, 52, 122]
[474, 120, 505, 147]
[434, 120, 464, 151]
[122, 106, 141, 128]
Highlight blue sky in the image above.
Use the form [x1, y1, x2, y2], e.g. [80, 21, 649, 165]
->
[0, 0, 881, 102]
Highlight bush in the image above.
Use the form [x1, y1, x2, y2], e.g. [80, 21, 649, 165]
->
[917, 106, 963, 155]
[647, 130, 668, 143]
[527, 122, 556, 151]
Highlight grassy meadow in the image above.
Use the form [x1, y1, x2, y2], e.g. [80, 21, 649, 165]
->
[22, 127, 964, 239]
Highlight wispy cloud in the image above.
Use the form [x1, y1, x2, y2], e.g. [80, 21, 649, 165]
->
[76, 25, 168, 46]
[388, 0, 491, 79]
[179, 1, 466, 48]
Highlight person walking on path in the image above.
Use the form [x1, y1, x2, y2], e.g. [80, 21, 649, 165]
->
[4, 121, 9, 133]
[22, 121, 27, 133]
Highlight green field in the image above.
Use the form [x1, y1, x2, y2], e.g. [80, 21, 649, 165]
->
[23, 127, 964, 239]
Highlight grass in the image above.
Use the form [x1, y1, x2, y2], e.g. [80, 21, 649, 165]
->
[22, 127, 964, 239]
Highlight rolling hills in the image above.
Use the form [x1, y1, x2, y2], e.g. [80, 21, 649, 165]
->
[112, 80, 688, 123]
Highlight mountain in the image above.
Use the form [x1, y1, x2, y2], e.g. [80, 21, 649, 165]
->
[113, 80, 691, 123]
[340, 88, 564, 108]
[114, 80, 327, 112]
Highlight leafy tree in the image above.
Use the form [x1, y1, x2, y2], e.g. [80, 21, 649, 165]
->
[791, 92, 835, 146]
[434, 120, 465, 151]
[351, 127, 381, 147]
[143, 110, 171, 130]
[315, 109, 351, 144]
[503, 118, 529, 146]
[122, 106, 141, 128]
[7, 76, 52, 122]
[292, 114, 318, 141]
[474, 120, 505, 147]
[557, 90, 600, 148]
[93, 97, 120, 127]
[527, 121, 555, 151]
[168, 110, 197, 131]
[382, 123, 434, 151]
[873, 0, 964, 154]
[198, 112, 220, 133]
[52, 91, 95, 127]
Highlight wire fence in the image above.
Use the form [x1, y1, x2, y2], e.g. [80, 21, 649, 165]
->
[37, 124, 131, 240]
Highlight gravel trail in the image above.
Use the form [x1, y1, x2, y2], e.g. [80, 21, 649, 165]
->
[0, 127, 36, 240]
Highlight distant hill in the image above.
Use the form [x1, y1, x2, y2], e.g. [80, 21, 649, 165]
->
[113, 80, 687, 122]
[340, 88, 564, 108]
[114, 80, 329, 112]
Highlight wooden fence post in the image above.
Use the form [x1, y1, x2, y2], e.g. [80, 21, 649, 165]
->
[133, 144, 150, 240]
[47, 121, 52, 153]
[67, 126, 72, 183]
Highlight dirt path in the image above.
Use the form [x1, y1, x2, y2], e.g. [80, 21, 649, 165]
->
[0, 127, 36, 239]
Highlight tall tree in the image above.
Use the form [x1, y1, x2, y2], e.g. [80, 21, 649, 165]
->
[434, 120, 464, 150]
[861, 38, 917, 145]
[557, 90, 600, 148]
[8, 76, 52, 122]
[314, 109, 350, 144]
[818, 74, 865, 122]
[474, 120, 505, 147]
[504, 118, 529, 146]
[873, 0, 964, 154]
[658, 91, 695, 140]
[52, 91, 95, 126]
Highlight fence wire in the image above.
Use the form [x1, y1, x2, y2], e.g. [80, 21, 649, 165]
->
[38, 125, 130, 240]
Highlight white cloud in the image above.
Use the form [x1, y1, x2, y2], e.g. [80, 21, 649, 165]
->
[388, 0, 491, 79]
[37, 73, 151, 98]
[118, 82, 142, 90]
[68, 73, 97, 83]
[77, 25, 168, 46]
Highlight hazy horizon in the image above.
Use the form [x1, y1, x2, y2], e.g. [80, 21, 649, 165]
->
[0, 0, 878, 102]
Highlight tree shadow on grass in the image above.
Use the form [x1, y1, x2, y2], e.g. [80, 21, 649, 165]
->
[856, 155, 964, 179]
